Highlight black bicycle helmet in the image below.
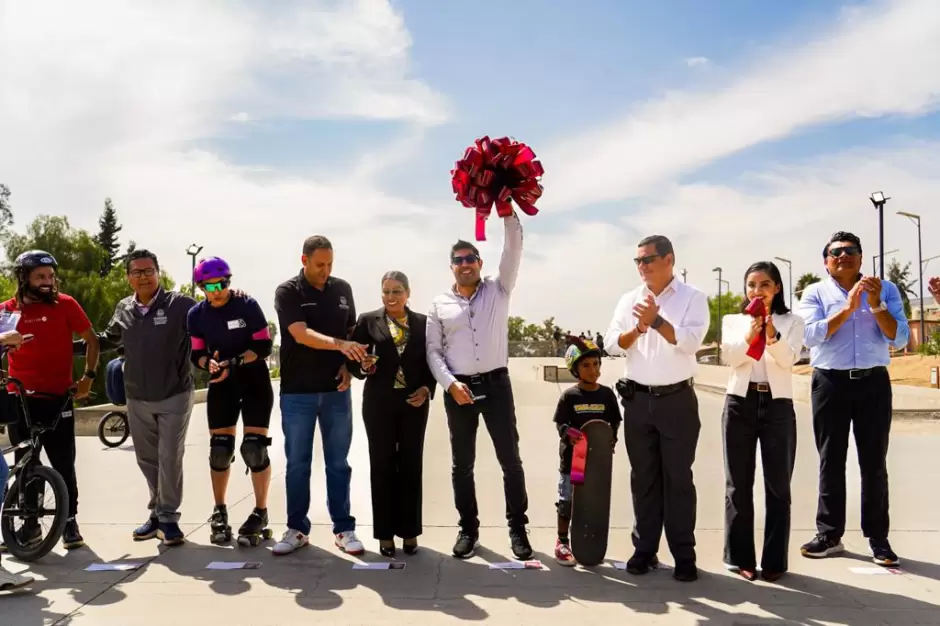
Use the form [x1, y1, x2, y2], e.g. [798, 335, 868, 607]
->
[14, 250, 58, 274]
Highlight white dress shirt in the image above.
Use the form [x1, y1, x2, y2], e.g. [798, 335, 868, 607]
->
[721, 312, 805, 399]
[603, 277, 710, 386]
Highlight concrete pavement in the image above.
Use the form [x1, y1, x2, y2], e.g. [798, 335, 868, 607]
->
[3, 359, 940, 625]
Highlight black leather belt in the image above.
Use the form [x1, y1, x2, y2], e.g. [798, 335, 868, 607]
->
[748, 382, 771, 393]
[455, 367, 508, 384]
[818, 366, 886, 380]
[631, 378, 693, 397]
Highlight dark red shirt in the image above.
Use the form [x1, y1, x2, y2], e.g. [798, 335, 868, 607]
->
[2, 294, 92, 395]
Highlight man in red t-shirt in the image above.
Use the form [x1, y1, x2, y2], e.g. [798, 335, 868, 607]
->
[1, 250, 99, 551]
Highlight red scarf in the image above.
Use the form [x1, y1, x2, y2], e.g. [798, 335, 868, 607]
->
[744, 297, 767, 360]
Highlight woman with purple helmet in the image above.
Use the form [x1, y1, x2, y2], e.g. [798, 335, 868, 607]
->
[186, 257, 275, 546]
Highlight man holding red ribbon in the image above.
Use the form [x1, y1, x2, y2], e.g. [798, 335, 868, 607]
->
[426, 210, 532, 561]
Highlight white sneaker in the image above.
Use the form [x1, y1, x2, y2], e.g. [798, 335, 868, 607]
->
[335, 531, 364, 555]
[0, 566, 34, 592]
[272, 529, 308, 556]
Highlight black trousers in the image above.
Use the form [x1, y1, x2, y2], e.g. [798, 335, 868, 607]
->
[361, 389, 430, 540]
[620, 384, 700, 562]
[8, 395, 78, 519]
[723, 390, 796, 572]
[443, 372, 529, 534]
[811, 367, 892, 540]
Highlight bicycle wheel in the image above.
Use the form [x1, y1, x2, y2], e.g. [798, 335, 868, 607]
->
[98, 411, 129, 448]
[1, 465, 69, 562]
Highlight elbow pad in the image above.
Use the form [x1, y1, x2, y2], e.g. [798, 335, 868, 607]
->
[191, 349, 210, 369]
[248, 339, 272, 360]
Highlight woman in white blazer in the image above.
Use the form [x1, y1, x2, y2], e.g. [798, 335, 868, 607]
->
[720, 261, 804, 583]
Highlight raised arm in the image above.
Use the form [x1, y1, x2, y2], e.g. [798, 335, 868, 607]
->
[721, 314, 752, 368]
[425, 302, 457, 391]
[495, 213, 523, 293]
[603, 293, 639, 356]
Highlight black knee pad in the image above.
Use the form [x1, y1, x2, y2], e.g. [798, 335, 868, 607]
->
[240, 433, 272, 473]
[209, 434, 236, 472]
[556, 499, 572, 520]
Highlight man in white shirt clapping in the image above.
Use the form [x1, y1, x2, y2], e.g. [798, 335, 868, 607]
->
[604, 235, 709, 582]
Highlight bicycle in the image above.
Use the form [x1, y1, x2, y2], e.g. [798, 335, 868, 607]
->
[0, 347, 72, 562]
[97, 408, 129, 448]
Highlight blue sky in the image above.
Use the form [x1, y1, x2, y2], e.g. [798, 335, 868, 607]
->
[3, 0, 940, 330]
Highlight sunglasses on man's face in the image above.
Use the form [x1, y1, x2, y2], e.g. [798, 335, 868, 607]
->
[634, 254, 661, 266]
[452, 254, 479, 266]
[129, 267, 157, 278]
[828, 246, 860, 258]
[202, 280, 230, 293]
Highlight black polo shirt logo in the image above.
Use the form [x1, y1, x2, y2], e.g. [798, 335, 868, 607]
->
[339, 295, 349, 309]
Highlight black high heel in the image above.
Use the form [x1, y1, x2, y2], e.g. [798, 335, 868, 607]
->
[403, 538, 418, 555]
[379, 540, 396, 557]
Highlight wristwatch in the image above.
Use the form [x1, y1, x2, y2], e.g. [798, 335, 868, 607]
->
[870, 301, 887, 314]
[83, 369, 96, 380]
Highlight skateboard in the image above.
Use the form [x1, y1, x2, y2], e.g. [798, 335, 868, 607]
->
[568, 419, 614, 567]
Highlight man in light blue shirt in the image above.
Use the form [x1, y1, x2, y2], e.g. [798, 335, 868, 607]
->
[798, 231, 909, 568]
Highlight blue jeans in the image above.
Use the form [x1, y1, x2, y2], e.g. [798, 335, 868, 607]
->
[280, 391, 355, 535]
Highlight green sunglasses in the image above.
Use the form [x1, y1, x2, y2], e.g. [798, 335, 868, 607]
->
[201, 279, 230, 293]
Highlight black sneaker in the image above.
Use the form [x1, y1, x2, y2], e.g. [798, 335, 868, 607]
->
[626, 551, 659, 575]
[870, 538, 900, 567]
[452, 532, 480, 559]
[800, 533, 844, 558]
[133, 515, 160, 541]
[62, 517, 85, 550]
[673, 560, 698, 582]
[509, 527, 533, 560]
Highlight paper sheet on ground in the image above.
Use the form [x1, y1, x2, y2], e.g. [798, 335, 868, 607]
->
[85, 562, 144, 571]
[206, 561, 261, 570]
[488, 560, 544, 570]
[352, 562, 406, 570]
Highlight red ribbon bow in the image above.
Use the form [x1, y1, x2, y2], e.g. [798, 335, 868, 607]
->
[744, 297, 766, 360]
[450, 136, 544, 241]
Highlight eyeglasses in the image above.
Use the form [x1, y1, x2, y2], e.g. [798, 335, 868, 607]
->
[633, 254, 661, 266]
[129, 268, 157, 278]
[452, 254, 479, 265]
[202, 280, 230, 293]
[828, 246, 860, 258]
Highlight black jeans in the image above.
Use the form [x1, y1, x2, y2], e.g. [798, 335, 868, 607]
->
[723, 389, 796, 572]
[620, 384, 700, 562]
[443, 371, 529, 534]
[811, 367, 892, 540]
[362, 389, 430, 540]
[8, 395, 78, 519]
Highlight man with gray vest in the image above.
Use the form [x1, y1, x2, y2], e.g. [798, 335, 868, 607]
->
[99, 249, 197, 546]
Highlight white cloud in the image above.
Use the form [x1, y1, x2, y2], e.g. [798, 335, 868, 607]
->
[542, 0, 940, 211]
[685, 56, 709, 67]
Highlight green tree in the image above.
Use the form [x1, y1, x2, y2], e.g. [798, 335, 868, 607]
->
[0, 183, 13, 237]
[705, 292, 745, 345]
[887, 259, 916, 318]
[508, 315, 525, 341]
[94, 198, 123, 276]
[179, 283, 206, 302]
[267, 320, 278, 344]
[795, 272, 821, 301]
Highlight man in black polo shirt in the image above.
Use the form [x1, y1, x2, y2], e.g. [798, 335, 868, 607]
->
[272, 235, 368, 556]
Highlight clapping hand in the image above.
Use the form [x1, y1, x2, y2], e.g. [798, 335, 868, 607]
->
[745, 316, 763, 344]
[632, 294, 659, 328]
[928, 277, 940, 304]
[860, 276, 883, 308]
[208, 351, 230, 383]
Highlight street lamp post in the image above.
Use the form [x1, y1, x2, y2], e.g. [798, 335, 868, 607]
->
[870, 191, 890, 279]
[713, 267, 722, 364]
[898, 211, 924, 348]
[872, 248, 899, 276]
[186, 243, 204, 296]
[774, 256, 793, 308]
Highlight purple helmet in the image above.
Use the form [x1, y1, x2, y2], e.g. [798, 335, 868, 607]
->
[193, 256, 232, 284]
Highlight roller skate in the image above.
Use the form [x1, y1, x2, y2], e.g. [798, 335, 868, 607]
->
[237, 507, 273, 547]
[208, 504, 232, 545]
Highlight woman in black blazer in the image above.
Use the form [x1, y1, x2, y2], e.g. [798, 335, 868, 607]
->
[348, 271, 436, 557]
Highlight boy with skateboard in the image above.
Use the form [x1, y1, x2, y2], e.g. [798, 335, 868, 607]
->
[552, 338, 621, 566]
